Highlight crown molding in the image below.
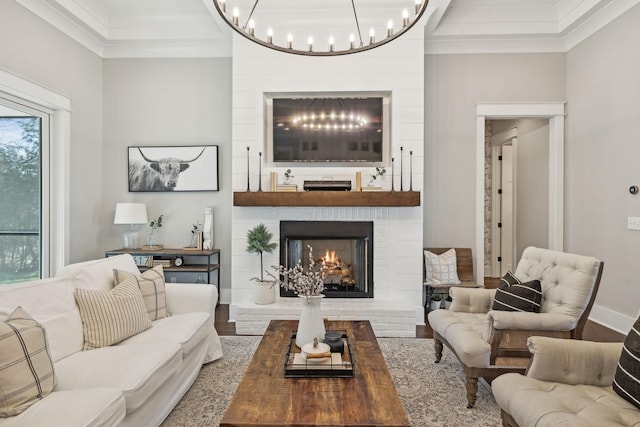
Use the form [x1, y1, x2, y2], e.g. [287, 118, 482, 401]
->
[16, 0, 640, 58]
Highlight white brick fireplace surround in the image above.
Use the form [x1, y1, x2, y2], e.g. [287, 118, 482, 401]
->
[229, 14, 428, 337]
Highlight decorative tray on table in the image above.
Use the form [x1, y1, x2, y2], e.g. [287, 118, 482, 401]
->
[284, 330, 355, 378]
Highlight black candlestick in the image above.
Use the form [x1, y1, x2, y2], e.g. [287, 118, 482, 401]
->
[400, 147, 404, 191]
[409, 151, 413, 191]
[391, 157, 395, 192]
[246, 147, 250, 192]
[258, 152, 262, 192]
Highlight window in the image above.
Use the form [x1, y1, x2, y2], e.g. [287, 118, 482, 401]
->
[0, 98, 50, 283]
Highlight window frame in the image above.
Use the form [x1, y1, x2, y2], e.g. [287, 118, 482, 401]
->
[0, 69, 71, 277]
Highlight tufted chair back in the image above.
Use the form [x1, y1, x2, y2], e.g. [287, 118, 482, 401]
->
[514, 246, 603, 336]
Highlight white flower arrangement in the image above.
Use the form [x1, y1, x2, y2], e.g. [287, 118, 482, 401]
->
[265, 245, 325, 297]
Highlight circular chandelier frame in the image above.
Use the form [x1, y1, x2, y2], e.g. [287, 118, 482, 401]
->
[213, 0, 429, 57]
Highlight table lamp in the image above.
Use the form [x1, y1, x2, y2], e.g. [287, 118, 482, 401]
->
[114, 203, 148, 249]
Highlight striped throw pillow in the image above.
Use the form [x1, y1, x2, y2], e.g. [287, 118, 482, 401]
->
[613, 315, 640, 409]
[0, 307, 55, 416]
[113, 265, 168, 321]
[74, 277, 152, 350]
[492, 271, 542, 312]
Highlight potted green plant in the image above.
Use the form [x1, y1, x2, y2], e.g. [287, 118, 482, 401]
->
[430, 294, 443, 311]
[146, 214, 163, 248]
[246, 223, 278, 304]
[444, 295, 453, 310]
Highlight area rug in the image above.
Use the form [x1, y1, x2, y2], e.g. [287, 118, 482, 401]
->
[161, 336, 502, 427]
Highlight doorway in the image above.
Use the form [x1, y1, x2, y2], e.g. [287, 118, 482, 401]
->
[475, 103, 565, 285]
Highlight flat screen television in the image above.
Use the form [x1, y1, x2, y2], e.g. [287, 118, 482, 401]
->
[266, 93, 390, 164]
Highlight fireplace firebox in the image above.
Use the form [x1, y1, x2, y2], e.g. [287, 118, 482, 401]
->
[280, 221, 373, 298]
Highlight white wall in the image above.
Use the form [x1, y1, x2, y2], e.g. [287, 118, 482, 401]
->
[0, 1, 103, 263]
[102, 58, 232, 297]
[565, 3, 640, 331]
[230, 24, 426, 319]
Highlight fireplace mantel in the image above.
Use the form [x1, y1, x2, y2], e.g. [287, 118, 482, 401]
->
[233, 191, 420, 207]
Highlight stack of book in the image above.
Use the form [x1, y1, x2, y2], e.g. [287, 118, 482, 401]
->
[276, 184, 298, 192]
[152, 259, 172, 268]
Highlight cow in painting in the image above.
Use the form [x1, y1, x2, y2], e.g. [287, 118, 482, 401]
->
[129, 147, 205, 192]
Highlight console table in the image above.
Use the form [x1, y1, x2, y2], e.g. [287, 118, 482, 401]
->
[105, 248, 220, 304]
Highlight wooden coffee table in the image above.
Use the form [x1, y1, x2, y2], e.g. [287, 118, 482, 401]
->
[220, 319, 410, 427]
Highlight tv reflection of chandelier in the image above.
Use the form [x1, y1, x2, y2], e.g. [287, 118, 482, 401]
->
[292, 111, 368, 132]
[213, 0, 429, 57]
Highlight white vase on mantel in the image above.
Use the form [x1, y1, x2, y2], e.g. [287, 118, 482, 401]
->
[252, 281, 276, 305]
[295, 295, 326, 348]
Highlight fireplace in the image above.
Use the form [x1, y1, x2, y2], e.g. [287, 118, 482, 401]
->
[280, 221, 373, 298]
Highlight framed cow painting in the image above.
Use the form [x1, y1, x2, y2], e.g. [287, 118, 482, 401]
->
[128, 145, 219, 192]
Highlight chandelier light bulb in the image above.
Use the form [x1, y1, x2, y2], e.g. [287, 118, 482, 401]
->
[232, 7, 239, 26]
[329, 36, 335, 52]
[308, 36, 313, 52]
[415, 0, 422, 14]
[387, 20, 394, 37]
[219, 0, 226, 13]
[369, 28, 375, 44]
[267, 28, 273, 44]
[248, 19, 255, 36]
[402, 9, 410, 26]
[287, 33, 293, 49]
[349, 33, 355, 49]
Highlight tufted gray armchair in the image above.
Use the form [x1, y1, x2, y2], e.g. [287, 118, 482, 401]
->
[428, 246, 604, 408]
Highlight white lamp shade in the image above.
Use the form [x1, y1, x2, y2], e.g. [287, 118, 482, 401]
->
[114, 203, 148, 225]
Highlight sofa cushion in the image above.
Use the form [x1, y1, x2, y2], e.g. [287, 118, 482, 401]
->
[0, 307, 55, 417]
[427, 310, 490, 367]
[54, 342, 181, 412]
[74, 277, 152, 350]
[0, 278, 83, 363]
[119, 312, 211, 358]
[424, 248, 461, 285]
[613, 314, 640, 409]
[113, 265, 168, 321]
[492, 271, 542, 313]
[57, 254, 139, 292]
[493, 373, 640, 427]
[0, 388, 126, 427]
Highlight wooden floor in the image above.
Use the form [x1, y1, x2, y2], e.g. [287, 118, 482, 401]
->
[214, 303, 626, 342]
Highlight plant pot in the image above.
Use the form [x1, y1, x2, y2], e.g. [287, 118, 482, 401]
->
[444, 300, 452, 310]
[253, 281, 276, 305]
[430, 300, 442, 311]
[296, 295, 325, 348]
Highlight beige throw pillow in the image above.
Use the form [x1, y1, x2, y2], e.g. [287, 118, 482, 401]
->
[74, 277, 152, 350]
[113, 265, 168, 321]
[424, 248, 461, 285]
[0, 307, 55, 417]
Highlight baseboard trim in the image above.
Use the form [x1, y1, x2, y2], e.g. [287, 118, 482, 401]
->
[589, 304, 636, 335]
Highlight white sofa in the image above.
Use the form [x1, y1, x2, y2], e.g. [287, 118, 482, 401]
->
[0, 254, 223, 427]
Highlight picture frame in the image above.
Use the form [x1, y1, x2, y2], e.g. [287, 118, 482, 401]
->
[128, 145, 219, 192]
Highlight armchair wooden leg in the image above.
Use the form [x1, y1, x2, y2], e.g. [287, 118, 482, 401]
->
[434, 338, 443, 363]
[465, 375, 478, 408]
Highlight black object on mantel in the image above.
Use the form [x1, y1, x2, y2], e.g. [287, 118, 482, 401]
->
[303, 180, 352, 191]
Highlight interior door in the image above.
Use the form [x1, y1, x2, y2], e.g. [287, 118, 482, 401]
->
[500, 144, 514, 275]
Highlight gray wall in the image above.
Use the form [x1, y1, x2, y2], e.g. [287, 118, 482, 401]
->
[102, 58, 232, 297]
[566, 4, 640, 321]
[423, 53, 565, 252]
[0, 1, 103, 263]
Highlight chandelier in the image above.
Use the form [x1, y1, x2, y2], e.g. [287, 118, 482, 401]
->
[213, 0, 429, 57]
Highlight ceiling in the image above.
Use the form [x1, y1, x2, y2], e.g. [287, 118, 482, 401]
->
[16, 0, 640, 58]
